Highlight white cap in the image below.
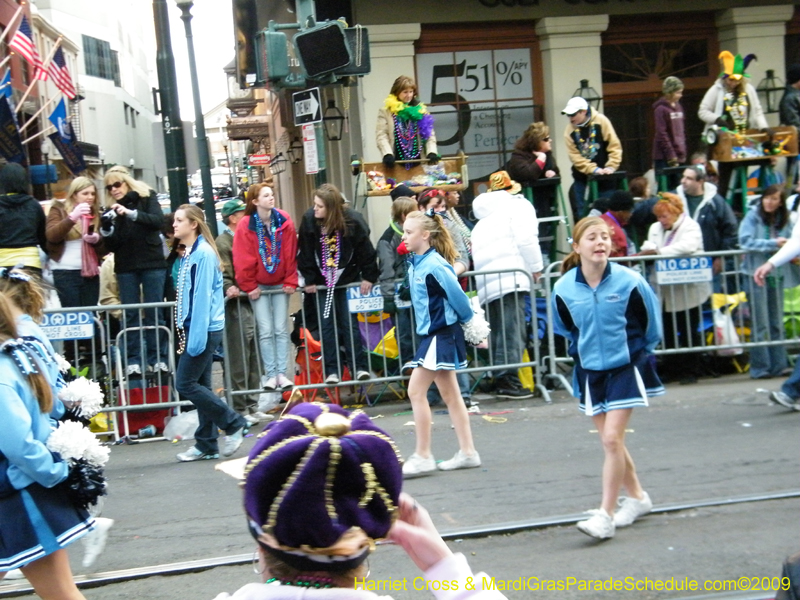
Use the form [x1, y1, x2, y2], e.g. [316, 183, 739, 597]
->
[562, 96, 589, 116]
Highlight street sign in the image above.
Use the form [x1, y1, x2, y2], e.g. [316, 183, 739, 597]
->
[293, 88, 322, 125]
[303, 123, 319, 175]
[347, 285, 385, 313]
[40, 311, 94, 340]
[248, 154, 271, 166]
[655, 256, 713, 285]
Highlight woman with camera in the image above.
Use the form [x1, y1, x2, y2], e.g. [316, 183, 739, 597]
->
[99, 166, 169, 377]
[45, 177, 105, 308]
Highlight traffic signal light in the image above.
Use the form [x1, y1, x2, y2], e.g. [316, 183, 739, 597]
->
[255, 30, 290, 84]
[293, 21, 350, 79]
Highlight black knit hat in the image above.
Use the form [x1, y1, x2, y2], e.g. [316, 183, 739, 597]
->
[390, 184, 415, 201]
[607, 190, 634, 212]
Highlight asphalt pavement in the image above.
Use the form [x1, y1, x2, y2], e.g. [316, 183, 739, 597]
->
[2, 372, 798, 599]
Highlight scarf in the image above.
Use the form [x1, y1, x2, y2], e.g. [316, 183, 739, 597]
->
[384, 94, 434, 140]
[80, 215, 99, 278]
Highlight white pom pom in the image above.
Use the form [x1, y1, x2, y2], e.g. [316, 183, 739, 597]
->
[46, 420, 109, 467]
[54, 353, 72, 374]
[461, 297, 491, 346]
[58, 377, 105, 418]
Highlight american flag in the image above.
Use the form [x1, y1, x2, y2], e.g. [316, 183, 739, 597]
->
[9, 16, 46, 81]
[47, 47, 76, 99]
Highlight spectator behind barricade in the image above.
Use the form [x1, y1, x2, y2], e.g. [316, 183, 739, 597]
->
[638, 193, 710, 383]
[212, 404, 507, 600]
[472, 173, 542, 400]
[297, 184, 377, 385]
[98, 253, 122, 321]
[562, 96, 622, 221]
[600, 190, 634, 258]
[416, 188, 472, 406]
[739, 185, 792, 380]
[99, 166, 169, 378]
[779, 64, 800, 129]
[377, 75, 438, 168]
[217, 199, 264, 423]
[416, 189, 469, 276]
[233, 184, 298, 394]
[0, 163, 46, 275]
[675, 165, 739, 283]
[627, 177, 658, 249]
[377, 196, 418, 371]
[173, 205, 249, 463]
[45, 177, 105, 308]
[506, 121, 559, 261]
[162, 213, 179, 302]
[698, 51, 769, 199]
[690, 151, 719, 186]
[652, 77, 686, 172]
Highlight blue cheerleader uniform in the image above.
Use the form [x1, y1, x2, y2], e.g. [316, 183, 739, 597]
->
[552, 261, 664, 415]
[407, 247, 473, 370]
[0, 351, 94, 571]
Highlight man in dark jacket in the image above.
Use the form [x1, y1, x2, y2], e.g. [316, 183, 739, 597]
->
[674, 166, 738, 287]
[779, 64, 800, 129]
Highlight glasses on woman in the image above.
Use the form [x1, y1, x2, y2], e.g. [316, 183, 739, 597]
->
[105, 181, 123, 192]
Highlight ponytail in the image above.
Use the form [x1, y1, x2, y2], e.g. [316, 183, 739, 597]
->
[560, 251, 581, 274]
[406, 211, 458, 265]
[0, 293, 52, 413]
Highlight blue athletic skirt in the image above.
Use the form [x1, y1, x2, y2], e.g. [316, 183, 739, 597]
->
[411, 323, 468, 371]
[574, 352, 664, 416]
[0, 483, 94, 571]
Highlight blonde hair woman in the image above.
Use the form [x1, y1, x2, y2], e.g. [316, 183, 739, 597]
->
[45, 177, 105, 307]
[99, 166, 168, 377]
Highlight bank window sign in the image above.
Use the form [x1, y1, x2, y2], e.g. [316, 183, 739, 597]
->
[416, 49, 536, 180]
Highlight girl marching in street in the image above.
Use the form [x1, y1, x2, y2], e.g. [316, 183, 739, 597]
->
[552, 217, 664, 539]
[232, 183, 298, 392]
[0, 292, 93, 599]
[401, 209, 481, 477]
[172, 205, 249, 462]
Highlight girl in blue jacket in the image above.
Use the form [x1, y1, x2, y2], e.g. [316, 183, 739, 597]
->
[0, 293, 92, 598]
[552, 216, 664, 540]
[401, 210, 481, 477]
[172, 205, 248, 463]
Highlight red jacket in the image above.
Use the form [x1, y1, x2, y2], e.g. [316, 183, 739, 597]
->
[600, 212, 628, 258]
[232, 209, 298, 292]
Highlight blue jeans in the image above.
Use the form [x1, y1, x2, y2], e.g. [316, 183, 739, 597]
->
[395, 307, 417, 365]
[224, 298, 261, 413]
[315, 288, 368, 378]
[52, 270, 99, 308]
[250, 286, 291, 378]
[176, 329, 246, 454]
[746, 279, 788, 379]
[486, 294, 526, 379]
[117, 269, 168, 368]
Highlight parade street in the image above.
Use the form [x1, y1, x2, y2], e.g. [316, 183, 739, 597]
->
[3, 372, 798, 600]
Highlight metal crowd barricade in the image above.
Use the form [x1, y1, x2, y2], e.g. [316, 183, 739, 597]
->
[220, 267, 554, 408]
[541, 249, 800, 396]
[44, 301, 187, 442]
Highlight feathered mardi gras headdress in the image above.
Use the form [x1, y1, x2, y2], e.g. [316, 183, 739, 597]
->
[719, 51, 757, 80]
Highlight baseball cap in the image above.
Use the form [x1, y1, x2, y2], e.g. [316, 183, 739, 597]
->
[562, 96, 589, 116]
[221, 199, 246, 218]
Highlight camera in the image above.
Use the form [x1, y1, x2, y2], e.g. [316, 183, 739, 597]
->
[100, 208, 118, 230]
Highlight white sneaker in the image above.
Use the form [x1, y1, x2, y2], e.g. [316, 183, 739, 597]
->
[577, 508, 615, 539]
[437, 450, 481, 471]
[244, 414, 260, 426]
[402, 453, 437, 477]
[262, 376, 277, 391]
[325, 373, 340, 385]
[176, 446, 219, 462]
[356, 370, 371, 381]
[770, 390, 797, 409]
[3, 569, 24, 580]
[221, 426, 246, 457]
[276, 374, 293, 390]
[613, 491, 652, 527]
[251, 411, 273, 423]
[153, 362, 170, 374]
[126, 364, 142, 377]
[82, 517, 114, 569]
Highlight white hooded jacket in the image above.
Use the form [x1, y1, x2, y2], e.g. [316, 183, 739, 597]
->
[471, 190, 543, 305]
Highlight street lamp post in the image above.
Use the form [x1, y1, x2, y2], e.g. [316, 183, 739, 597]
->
[176, 0, 217, 236]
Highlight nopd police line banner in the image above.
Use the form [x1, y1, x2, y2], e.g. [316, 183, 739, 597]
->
[655, 256, 713, 285]
[41, 311, 94, 340]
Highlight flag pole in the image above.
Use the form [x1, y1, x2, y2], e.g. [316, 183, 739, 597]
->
[16, 36, 62, 114]
[21, 125, 55, 145]
[0, 55, 13, 74]
[19, 94, 59, 133]
[0, 4, 26, 48]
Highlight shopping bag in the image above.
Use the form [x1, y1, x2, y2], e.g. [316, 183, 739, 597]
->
[713, 307, 743, 356]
